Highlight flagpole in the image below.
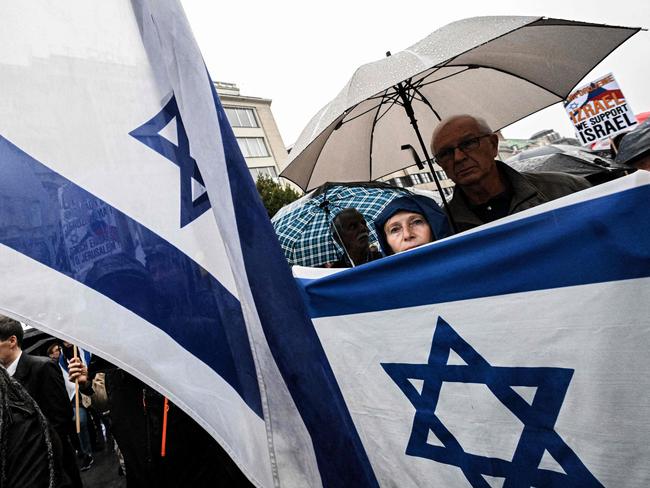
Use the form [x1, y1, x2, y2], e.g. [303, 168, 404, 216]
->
[73, 345, 80, 434]
[161, 397, 169, 457]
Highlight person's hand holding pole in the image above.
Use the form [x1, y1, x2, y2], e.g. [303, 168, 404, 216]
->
[67, 357, 89, 387]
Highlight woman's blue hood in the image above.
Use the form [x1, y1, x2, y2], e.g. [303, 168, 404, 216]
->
[374, 194, 450, 255]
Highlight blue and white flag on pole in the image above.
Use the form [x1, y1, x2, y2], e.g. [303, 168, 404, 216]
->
[294, 172, 650, 487]
[0, 2, 377, 487]
[2, 3, 649, 487]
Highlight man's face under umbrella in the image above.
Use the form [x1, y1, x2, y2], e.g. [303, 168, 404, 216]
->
[432, 117, 499, 187]
[334, 210, 370, 253]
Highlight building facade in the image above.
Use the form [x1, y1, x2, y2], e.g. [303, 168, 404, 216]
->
[215, 81, 289, 182]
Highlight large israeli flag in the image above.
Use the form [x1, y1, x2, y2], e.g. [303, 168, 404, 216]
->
[295, 172, 650, 487]
[0, 2, 377, 486]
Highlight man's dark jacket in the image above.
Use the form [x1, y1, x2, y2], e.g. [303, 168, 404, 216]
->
[4, 375, 72, 487]
[447, 161, 591, 232]
[13, 353, 82, 488]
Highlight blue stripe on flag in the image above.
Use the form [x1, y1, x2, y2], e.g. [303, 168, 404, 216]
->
[0, 133, 262, 417]
[211, 83, 379, 487]
[298, 183, 650, 318]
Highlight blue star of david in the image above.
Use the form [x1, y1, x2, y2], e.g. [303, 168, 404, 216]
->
[381, 317, 603, 487]
[129, 95, 210, 227]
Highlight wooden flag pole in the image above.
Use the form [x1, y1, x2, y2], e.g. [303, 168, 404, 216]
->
[73, 345, 80, 434]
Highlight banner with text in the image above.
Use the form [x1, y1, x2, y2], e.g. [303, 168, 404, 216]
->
[564, 73, 636, 145]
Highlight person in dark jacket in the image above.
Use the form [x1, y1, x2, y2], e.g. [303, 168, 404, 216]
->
[431, 114, 591, 232]
[374, 194, 450, 255]
[0, 365, 71, 488]
[0, 316, 82, 488]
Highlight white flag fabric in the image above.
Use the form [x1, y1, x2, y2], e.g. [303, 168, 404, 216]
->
[295, 172, 650, 487]
[0, 2, 378, 486]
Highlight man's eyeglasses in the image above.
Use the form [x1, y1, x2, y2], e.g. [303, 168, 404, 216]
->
[434, 134, 493, 164]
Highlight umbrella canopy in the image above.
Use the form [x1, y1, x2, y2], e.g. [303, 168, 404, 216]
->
[505, 144, 592, 162]
[272, 182, 413, 267]
[22, 327, 58, 355]
[282, 16, 640, 191]
[505, 145, 629, 184]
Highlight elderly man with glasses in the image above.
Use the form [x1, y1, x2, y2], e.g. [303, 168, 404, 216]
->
[431, 115, 590, 232]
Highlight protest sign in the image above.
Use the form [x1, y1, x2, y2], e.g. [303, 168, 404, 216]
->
[564, 73, 637, 145]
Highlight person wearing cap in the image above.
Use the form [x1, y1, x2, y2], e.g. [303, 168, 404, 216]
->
[431, 114, 591, 232]
[615, 121, 650, 170]
[375, 194, 450, 255]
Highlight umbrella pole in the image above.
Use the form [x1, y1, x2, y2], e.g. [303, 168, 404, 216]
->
[395, 82, 458, 234]
[321, 198, 357, 267]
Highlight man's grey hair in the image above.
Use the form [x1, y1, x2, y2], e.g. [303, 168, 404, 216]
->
[431, 114, 493, 151]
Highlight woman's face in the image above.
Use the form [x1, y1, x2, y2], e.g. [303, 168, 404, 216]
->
[384, 211, 433, 254]
[48, 345, 61, 361]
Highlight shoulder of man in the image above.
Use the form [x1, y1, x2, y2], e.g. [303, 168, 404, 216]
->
[520, 170, 591, 197]
[19, 353, 58, 377]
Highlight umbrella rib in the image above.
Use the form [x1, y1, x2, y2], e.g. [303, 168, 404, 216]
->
[415, 66, 473, 89]
[410, 85, 442, 121]
[340, 91, 400, 126]
[368, 90, 391, 182]
[419, 62, 566, 100]
[450, 63, 566, 99]
[375, 95, 401, 123]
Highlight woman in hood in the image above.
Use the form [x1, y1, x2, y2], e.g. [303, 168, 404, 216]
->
[374, 194, 450, 255]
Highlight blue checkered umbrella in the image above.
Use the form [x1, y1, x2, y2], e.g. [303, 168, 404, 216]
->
[271, 183, 411, 267]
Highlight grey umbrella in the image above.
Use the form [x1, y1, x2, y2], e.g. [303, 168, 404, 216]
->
[505, 145, 629, 184]
[281, 16, 640, 199]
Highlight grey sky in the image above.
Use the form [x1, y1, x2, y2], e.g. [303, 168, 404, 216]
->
[180, 0, 649, 146]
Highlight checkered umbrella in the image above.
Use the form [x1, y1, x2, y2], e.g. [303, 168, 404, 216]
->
[271, 183, 411, 267]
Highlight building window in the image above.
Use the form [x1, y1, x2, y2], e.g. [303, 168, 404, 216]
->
[225, 107, 258, 128]
[237, 137, 270, 158]
[249, 166, 278, 181]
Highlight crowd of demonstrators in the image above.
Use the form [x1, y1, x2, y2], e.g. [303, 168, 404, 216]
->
[66, 253, 251, 488]
[0, 316, 81, 487]
[67, 356, 250, 488]
[0, 314, 251, 488]
[430, 114, 591, 233]
[0, 113, 644, 488]
[323, 114, 595, 264]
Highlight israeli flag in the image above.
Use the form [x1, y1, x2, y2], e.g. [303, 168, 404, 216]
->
[295, 172, 650, 487]
[0, 2, 376, 486]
